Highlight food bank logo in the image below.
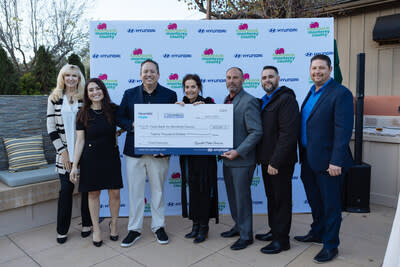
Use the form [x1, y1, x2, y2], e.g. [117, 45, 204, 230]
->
[94, 23, 117, 39]
[144, 198, 151, 212]
[243, 73, 260, 89]
[272, 48, 295, 63]
[98, 73, 118, 89]
[307, 21, 330, 37]
[130, 48, 153, 64]
[165, 23, 188, 39]
[166, 73, 183, 89]
[168, 172, 181, 187]
[236, 23, 259, 39]
[201, 48, 224, 64]
[251, 176, 261, 187]
[218, 201, 227, 212]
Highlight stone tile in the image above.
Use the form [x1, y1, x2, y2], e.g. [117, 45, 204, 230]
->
[253, 214, 269, 233]
[191, 252, 248, 267]
[218, 237, 309, 267]
[340, 212, 392, 242]
[0, 236, 25, 264]
[339, 233, 387, 267]
[164, 215, 193, 236]
[291, 213, 313, 226]
[123, 232, 214, 267]
[370, 204, 396, 219]
[94, 254, 143, 267]
[218, 214, 235, 227]
[29, 233, 119, 267]
[8, 222, 66, 254]
[287, 245, 359, 267]
[1, 255, 40, 267]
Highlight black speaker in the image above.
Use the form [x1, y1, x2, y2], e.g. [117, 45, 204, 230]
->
[344, 163, 371, 213]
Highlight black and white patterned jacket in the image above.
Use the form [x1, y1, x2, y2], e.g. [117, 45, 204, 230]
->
[46, 96, 82, 174]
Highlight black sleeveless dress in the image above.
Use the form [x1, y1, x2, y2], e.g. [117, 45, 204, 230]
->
[77, 108, 123, 192]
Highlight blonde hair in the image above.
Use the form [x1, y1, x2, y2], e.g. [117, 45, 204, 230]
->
[49, 64, 85, 102]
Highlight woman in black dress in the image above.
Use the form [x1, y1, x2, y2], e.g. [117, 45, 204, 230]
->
[177, 74, 218, 243]
[70, 78, 123, 247]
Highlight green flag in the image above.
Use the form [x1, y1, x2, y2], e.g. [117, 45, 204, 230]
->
[334, 39, 343, 84]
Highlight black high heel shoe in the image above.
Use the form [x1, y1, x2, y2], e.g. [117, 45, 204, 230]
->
[92, 231, 103, 247]
[81, 226, 92, 238]
[109, 222, 119, 241]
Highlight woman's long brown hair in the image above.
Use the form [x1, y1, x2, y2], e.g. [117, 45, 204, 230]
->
[76, 78, 117, 128]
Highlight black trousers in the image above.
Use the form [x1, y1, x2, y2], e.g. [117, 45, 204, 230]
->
[261, 164, 294, 243]
[57, 173, 92, 235]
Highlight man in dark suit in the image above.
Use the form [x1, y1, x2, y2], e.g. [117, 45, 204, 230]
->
[116, 59, 177, 248]
[220, 67, 263, 250]
[295, 54, 354, 263]
[255, 66, 299, 254]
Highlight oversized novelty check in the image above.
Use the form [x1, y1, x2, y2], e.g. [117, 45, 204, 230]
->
[134, 104, 233, 155]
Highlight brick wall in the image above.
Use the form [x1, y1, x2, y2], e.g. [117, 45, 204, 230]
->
[0, 96, 56, 170]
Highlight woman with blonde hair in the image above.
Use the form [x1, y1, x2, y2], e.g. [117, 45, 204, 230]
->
[47, 64, 92, 244]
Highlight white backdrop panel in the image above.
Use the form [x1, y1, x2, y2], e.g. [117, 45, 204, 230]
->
[90, 18, 334, 217]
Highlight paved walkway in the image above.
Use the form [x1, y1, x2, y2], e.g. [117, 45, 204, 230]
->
[0, 204, 394, 267]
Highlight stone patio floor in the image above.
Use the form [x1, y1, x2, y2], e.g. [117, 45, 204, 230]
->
[0, 204, 395, 267]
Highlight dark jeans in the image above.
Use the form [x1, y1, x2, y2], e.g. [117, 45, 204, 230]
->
[261, 164, 294, 243]
[301, 157, 344, 249]
[57, 173, 92, 235]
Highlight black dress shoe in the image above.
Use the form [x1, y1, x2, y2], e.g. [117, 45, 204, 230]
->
[260, 240, 290, 254]
[294, 233, 322, 243]
[56, 235, 67, 244]
[81, 229, 92, 238]
[221, 228, 240, 238]
[194, 225, 209, 243]
[185, 221, 199, 239]
[314, 247, 338, 263]
[230, 238, 253, 250]
[255, 231, 273, 241]
[93, 240, 103, 247]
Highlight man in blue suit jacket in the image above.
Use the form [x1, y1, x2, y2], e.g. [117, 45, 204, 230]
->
[295, 54, 354, 263]
[116, 59, 177, 248]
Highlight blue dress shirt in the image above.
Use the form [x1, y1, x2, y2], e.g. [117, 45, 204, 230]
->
[301, 78, 332, 147]
[261, 86, 281, 111]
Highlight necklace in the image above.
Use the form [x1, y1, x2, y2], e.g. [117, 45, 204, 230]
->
[92, 109, 103, 115]
[69, 96, 74, 104]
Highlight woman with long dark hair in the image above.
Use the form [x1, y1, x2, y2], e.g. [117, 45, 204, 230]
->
[70, 78, 123, 247]
[177, 74, 219, 243]
[46, 64, 92, 244]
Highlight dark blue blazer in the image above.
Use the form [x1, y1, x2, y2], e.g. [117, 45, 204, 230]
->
[116, 83, 177, 157]
[300, 79, 354, 172]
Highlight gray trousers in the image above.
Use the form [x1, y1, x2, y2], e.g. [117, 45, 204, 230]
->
[223, 164, 255, 240]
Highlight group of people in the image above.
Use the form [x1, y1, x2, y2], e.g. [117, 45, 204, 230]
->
[47, 54, 354, 264]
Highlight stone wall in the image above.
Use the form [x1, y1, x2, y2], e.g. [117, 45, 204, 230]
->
[0, 96, 56, 170]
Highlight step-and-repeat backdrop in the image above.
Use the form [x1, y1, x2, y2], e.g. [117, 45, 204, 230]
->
[90, 18, 334, 217]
